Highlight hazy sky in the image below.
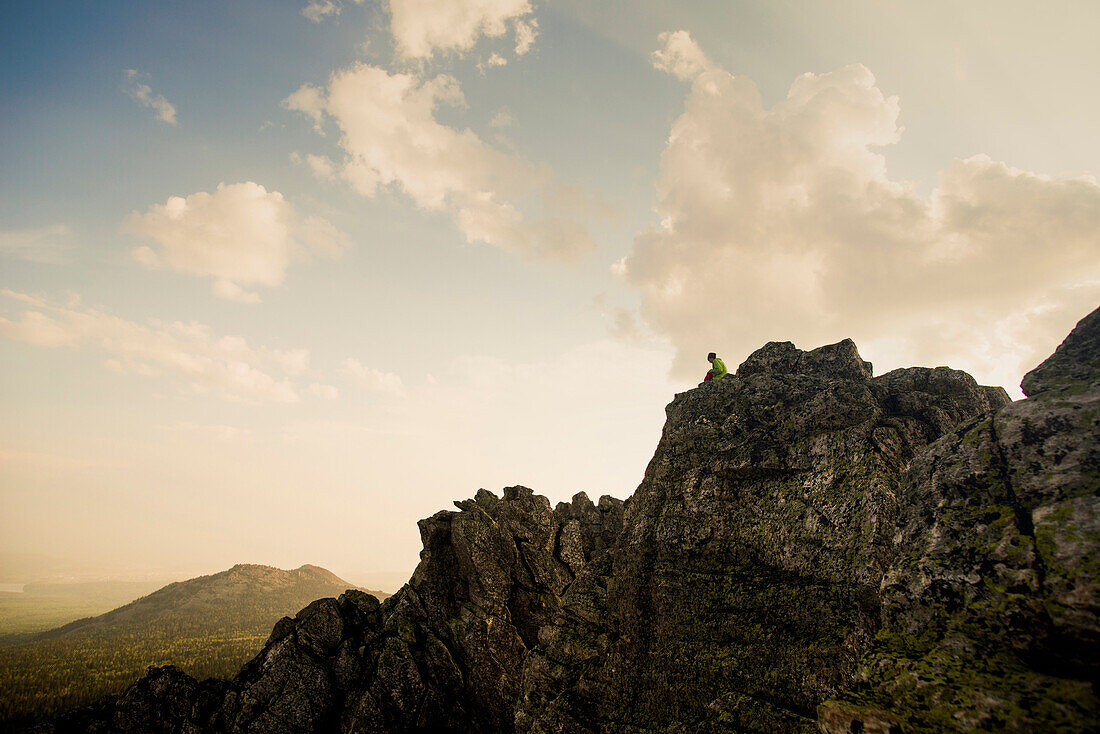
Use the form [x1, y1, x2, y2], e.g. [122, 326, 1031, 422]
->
[3, 0, 1098, 589]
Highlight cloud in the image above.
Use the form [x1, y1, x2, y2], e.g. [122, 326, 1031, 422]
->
[122, 69, 177, 125]
[339, 358, 406, 396]
[300, 0, 365, 24]
[0, 224, 73, 264]
[125, 182, 348, 302]
[622, 32, 1100, 395]
[0, 290, 329, 403]
[290, 151, 337, 180]
[489, 108, 516, 129]
[284, 65, 603, 263]
[282, 84, 326, 134]
[302, 0, 340, 22]
[0, 306, 80, 347]
[477, 52, 508, 73]
[651, 30, 715, 81]
[513, 17, 537, 55]
[389, 0, 535, 60]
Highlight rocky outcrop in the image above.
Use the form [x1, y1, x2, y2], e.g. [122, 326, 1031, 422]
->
[330, 487, 623, 732]
[517, 339, 1015, 733]
[1020, 306, 1100, 398]
[46, 489, 623, 733]
[44, 307, 1100, 733]
[837, 310, 1100, 732]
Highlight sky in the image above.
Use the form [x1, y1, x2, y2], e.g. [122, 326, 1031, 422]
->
[2, 0, 1098, 590]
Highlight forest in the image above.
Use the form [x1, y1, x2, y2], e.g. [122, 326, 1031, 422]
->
[0, 626, 267, 729]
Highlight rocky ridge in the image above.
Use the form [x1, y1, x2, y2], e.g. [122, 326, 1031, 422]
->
[45, 307, 1100, 733]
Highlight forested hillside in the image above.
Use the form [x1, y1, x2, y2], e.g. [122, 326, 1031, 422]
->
[0, 564, 385, 730]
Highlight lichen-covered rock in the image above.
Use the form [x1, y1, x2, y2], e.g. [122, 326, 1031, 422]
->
[839, 308, 1100, 732]
[1021, 307, 1100, 398]
[334, 486, 623, 733]
[41, 306, 1100, 733]
[518, 337, 1013, 733]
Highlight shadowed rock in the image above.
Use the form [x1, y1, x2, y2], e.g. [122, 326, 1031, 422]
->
[1021, 307, 1100, 397]
[518, 338, 1014, 733]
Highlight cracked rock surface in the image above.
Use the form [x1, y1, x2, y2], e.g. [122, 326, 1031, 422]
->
[43, 308, 1099, 733]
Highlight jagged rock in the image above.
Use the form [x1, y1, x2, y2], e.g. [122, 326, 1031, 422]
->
[518, 337, 1012, 733]
[1021, 307, 1100, 397]
[47, 666, 225, 733]
[42, 488, 624, 733]
[842, 308, 1100, 732]
[41, 307, 1100, 733]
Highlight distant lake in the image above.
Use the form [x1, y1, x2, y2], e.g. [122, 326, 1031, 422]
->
[0, 583, 26, 593]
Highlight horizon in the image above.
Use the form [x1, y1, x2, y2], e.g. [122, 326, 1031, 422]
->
[0, 549, 408, 594]
[3, 0, 1099, 589]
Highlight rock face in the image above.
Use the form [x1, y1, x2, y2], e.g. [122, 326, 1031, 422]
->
[45, 308, 1099, 733]
[517, 339, 1017, 733]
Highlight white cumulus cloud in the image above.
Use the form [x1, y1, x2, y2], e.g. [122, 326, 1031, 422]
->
[0, 290, 332, 403]
[282, 84, 327, 134]
[389, 0, 535, 60]
[122, 69, 178, 125]
[513, 17, 537, 55]
[651, 30, 716, 81]
[283, 65, 603, 263]
[125, 182, 348, 302]
[622, 32, 1100, 395]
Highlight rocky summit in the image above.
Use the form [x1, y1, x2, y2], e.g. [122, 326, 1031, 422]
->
[44, 308, 1099, 733]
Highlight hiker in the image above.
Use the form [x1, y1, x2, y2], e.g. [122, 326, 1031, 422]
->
[704, 352, 727, 382]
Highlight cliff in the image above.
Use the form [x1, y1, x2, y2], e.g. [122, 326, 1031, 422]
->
[44, 307, 1100, 733]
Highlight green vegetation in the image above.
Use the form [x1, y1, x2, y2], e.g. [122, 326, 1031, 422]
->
[0, 564, 384, 730]
[0, 627, 267, 729]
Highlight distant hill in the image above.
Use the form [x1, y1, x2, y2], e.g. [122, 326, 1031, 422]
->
[0, 563, 386, 728]
[38, 563, 384, 641]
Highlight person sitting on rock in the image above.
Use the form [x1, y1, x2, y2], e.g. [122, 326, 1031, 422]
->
[704, 352, 727, 382]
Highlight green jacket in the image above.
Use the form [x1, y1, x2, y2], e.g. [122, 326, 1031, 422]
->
[708, 356, 727, 380]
